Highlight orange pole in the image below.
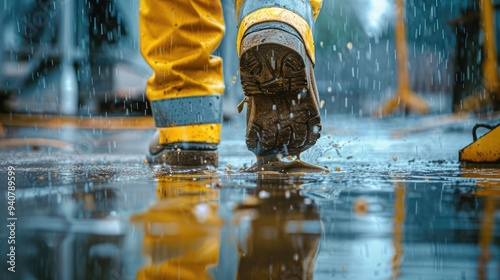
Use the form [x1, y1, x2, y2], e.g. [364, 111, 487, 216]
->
[395, 0, 411, 95]
[374, 0, 429, 117]
[479, 0, 499, 92]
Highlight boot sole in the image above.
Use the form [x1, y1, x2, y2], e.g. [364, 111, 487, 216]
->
[240, 27, 321, 158]
[147, 149, 218, 167]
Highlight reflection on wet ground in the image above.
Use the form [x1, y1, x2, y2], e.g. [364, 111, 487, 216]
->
[0, 115, 499, 279]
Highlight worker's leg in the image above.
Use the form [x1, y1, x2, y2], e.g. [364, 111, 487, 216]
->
[140, 0, 225, 166]
[235, 0, 323, 163]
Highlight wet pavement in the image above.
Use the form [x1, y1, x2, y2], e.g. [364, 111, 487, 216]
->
[0, 114, 499, 279]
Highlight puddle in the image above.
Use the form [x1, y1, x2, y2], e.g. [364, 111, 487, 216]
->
[1, 116, 498, 279]
[2, 165, 499, 280]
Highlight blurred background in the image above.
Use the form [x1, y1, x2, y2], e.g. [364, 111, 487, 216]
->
[0, 0, 498, 117]
[314, 0, 499, 115]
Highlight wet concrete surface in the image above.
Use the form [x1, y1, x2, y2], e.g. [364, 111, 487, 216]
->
[0, 114, 499, 279]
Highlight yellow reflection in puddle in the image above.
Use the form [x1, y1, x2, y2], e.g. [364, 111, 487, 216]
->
[131, 175, 222, 280]
[131, 175, 322, 280]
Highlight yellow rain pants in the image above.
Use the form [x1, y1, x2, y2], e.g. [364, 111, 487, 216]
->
[140, 0, 322, 146]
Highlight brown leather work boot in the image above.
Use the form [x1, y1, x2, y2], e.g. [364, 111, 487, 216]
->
[237, 2, 322, 163]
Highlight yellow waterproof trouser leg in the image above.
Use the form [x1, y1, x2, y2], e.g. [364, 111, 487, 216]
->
[140, 0, 225, 146]
[235, 0, 322, 20]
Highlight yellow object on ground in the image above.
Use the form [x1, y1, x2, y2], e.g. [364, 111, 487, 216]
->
[459, 124, 500, 166]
